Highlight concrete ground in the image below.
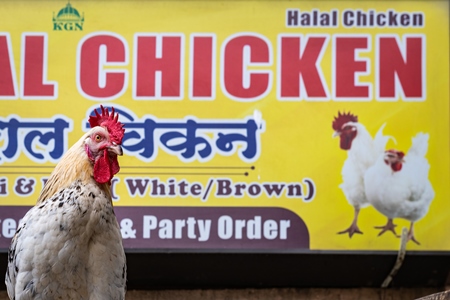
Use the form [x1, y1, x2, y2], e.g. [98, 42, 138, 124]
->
[0, 288, 445, 299]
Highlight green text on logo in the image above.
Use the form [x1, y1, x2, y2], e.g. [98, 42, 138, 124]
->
[53, 2, 84, 31]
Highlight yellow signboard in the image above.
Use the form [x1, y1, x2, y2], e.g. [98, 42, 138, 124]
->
[0, 0, 448, 251]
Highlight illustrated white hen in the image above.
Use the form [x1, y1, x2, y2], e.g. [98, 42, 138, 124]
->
[364, 132, 434, 244]
[333, 112, 391, 237]
[5, 106, 127, 299]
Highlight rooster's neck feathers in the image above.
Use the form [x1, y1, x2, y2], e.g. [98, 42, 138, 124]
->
[348, 124, 373, 151]
[37, 131, 111, 203]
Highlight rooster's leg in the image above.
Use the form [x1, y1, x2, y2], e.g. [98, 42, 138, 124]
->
[407, 222, 420, 245]
[338, 207, 363, 237]
[375, 218, 400, 237]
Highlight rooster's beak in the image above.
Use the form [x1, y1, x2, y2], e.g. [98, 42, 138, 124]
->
[332, 131, 340, 138]
[108, 143, 123, 156]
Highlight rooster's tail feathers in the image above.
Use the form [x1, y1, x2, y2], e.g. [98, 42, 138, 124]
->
[374, 123, 396, 153]
[409, 132, 429, 157]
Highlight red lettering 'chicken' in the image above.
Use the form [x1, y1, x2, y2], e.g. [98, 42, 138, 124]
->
[364, 133, 434, 244]
[332, 112, 391, 237]
[5, 106, 127, 299]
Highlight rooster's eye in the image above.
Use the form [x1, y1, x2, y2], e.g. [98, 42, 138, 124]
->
[95, 134, 102, 142]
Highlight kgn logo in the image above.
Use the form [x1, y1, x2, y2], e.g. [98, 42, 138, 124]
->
[53, 1, 84, 31]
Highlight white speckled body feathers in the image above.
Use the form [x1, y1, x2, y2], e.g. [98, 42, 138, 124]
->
[5, 179, 126, 300]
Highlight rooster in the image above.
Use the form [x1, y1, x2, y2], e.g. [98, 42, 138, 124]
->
[364, 133, 434, 244]
[332, 112, 391, 237]
[5, 106, 127, 299]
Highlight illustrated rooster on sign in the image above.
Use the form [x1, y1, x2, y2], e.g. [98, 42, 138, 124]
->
[364, 133, 434, 244]
[5, 106, 127, 299]
[332, 112, 391, 237]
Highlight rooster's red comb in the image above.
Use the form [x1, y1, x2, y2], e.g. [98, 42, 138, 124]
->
[332, 111, 358, 131]
[89, 105, 125, 144]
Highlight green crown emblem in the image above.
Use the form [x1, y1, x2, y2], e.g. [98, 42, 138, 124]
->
[53, 1, 84, 31]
